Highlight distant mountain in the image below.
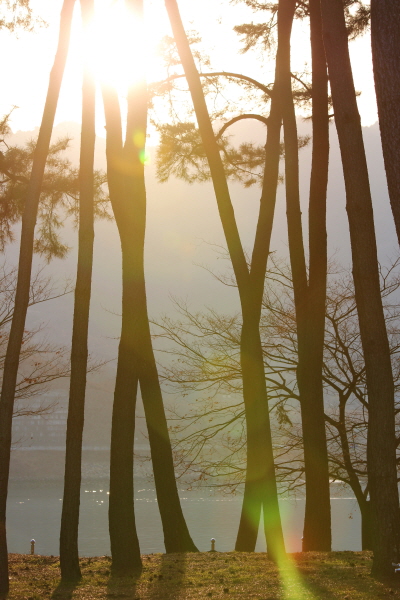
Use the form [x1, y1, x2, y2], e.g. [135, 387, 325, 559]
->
[6, 119, 397, 354]
[5, 120, 398, 432]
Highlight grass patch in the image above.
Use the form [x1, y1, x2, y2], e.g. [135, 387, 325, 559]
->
[6, 551, 400, 599]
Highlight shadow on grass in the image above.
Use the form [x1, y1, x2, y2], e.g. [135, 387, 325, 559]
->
[294, 561, 400, 600]
[106, 572, 140, 600]
[298, 573, 343, 600]
[148, 553, 187, 600]
[51, 580, 79, 600]
[279, 558, 341, 600]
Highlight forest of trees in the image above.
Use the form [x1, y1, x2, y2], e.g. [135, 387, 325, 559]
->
[0, 0, 399, 595]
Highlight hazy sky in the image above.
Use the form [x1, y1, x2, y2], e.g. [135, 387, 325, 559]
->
[0, 0, 377, 135]
[1, 0, 392, 369]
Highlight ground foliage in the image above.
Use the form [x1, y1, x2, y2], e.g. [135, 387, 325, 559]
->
[6, 551, 400, 599]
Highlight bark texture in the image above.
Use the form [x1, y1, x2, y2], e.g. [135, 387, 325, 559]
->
[60, 0, 95, 581]
[0, 2, 75, 595]
[321, 0, 400, 576]
[165, 0, 286, 560]
[371, 0, 400, 246]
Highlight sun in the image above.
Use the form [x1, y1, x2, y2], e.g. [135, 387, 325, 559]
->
[82, 0, 148, 92]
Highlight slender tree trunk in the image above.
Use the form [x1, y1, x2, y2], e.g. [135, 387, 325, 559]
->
[279, 0, 331, 551]
[235, 76, 283, 555]
[302, 0, 331, 551]
[102, 83, 143, 576]
[371, 0, 400, 246]
[109, 245, 142, 576]
[0, 2, 75, 595]
[60, 0, 95, 581]
[165, 0, 286, 560]
[321, 0, 400, 576]
[103, 8, 197, 564]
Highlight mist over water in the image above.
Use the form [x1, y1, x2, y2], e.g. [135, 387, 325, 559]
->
[7, 479, 362, 556]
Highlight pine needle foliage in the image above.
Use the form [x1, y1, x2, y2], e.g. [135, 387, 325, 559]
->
[0, 122, 110, 261]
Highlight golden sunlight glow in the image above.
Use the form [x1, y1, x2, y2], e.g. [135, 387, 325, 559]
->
[83, 0, 147, 92]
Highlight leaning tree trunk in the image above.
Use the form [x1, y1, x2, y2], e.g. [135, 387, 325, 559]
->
[279, 0, 331, 551]
[370, 0, 400, 246]
[138, 338, 198, 552]
[165, 0, 286, 561]
[60, 0, 95, 581]
[321, 0, 400, 576]
[0, 1, 75, 594]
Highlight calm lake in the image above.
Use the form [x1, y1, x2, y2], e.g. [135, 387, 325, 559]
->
[7, 478, 362, 556]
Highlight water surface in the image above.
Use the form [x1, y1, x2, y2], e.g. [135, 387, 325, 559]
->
[7, 479, 362, 556]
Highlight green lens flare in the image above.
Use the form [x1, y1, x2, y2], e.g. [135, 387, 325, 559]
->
[139, 148, 150, 165]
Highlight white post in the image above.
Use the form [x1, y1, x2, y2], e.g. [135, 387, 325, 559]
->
[30, 539, 35, 555]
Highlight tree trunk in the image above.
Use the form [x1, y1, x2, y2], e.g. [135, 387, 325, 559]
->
[164, 0, 286, 560]
[361, 500, 374, 551]
[236, 311, 285, 560]
[371, 0, 400, 246]
[60, 0, 95, 581]
[320, 0, 400, 576]
[302, 0, 331, 552]
[109, 247, 142, 576]
[103, 34, 197, 566]
[279, 0, 331, 551]
[0, 2, 75, 595]
[139, 347, 198, 552]
[235, 63, 283, 556]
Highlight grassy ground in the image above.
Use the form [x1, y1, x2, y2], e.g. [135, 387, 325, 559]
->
[6, 551, 400, 600]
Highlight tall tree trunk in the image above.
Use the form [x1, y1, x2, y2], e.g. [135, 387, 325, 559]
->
[102, 82, 144, 576]
[60, 0, 95, 581]
[0, 1, 75, 594]
[301, 0, 331, 551]
[109, 249, 142, 576]
[371, 0, 400, 246]
[164, 0, 286, 561]
[235, 59, 283, 555]
[279, 0, 331, 551]
[104, 1, 197, 566]
[320, 0, 400, 576]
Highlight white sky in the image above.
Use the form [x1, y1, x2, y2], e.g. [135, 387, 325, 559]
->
[0, 0, 377, 136]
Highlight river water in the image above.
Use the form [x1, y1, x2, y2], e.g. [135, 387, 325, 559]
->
[7, 478, 362, 556]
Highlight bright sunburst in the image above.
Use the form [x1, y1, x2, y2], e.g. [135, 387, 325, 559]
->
[83, 0, 149, 91]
